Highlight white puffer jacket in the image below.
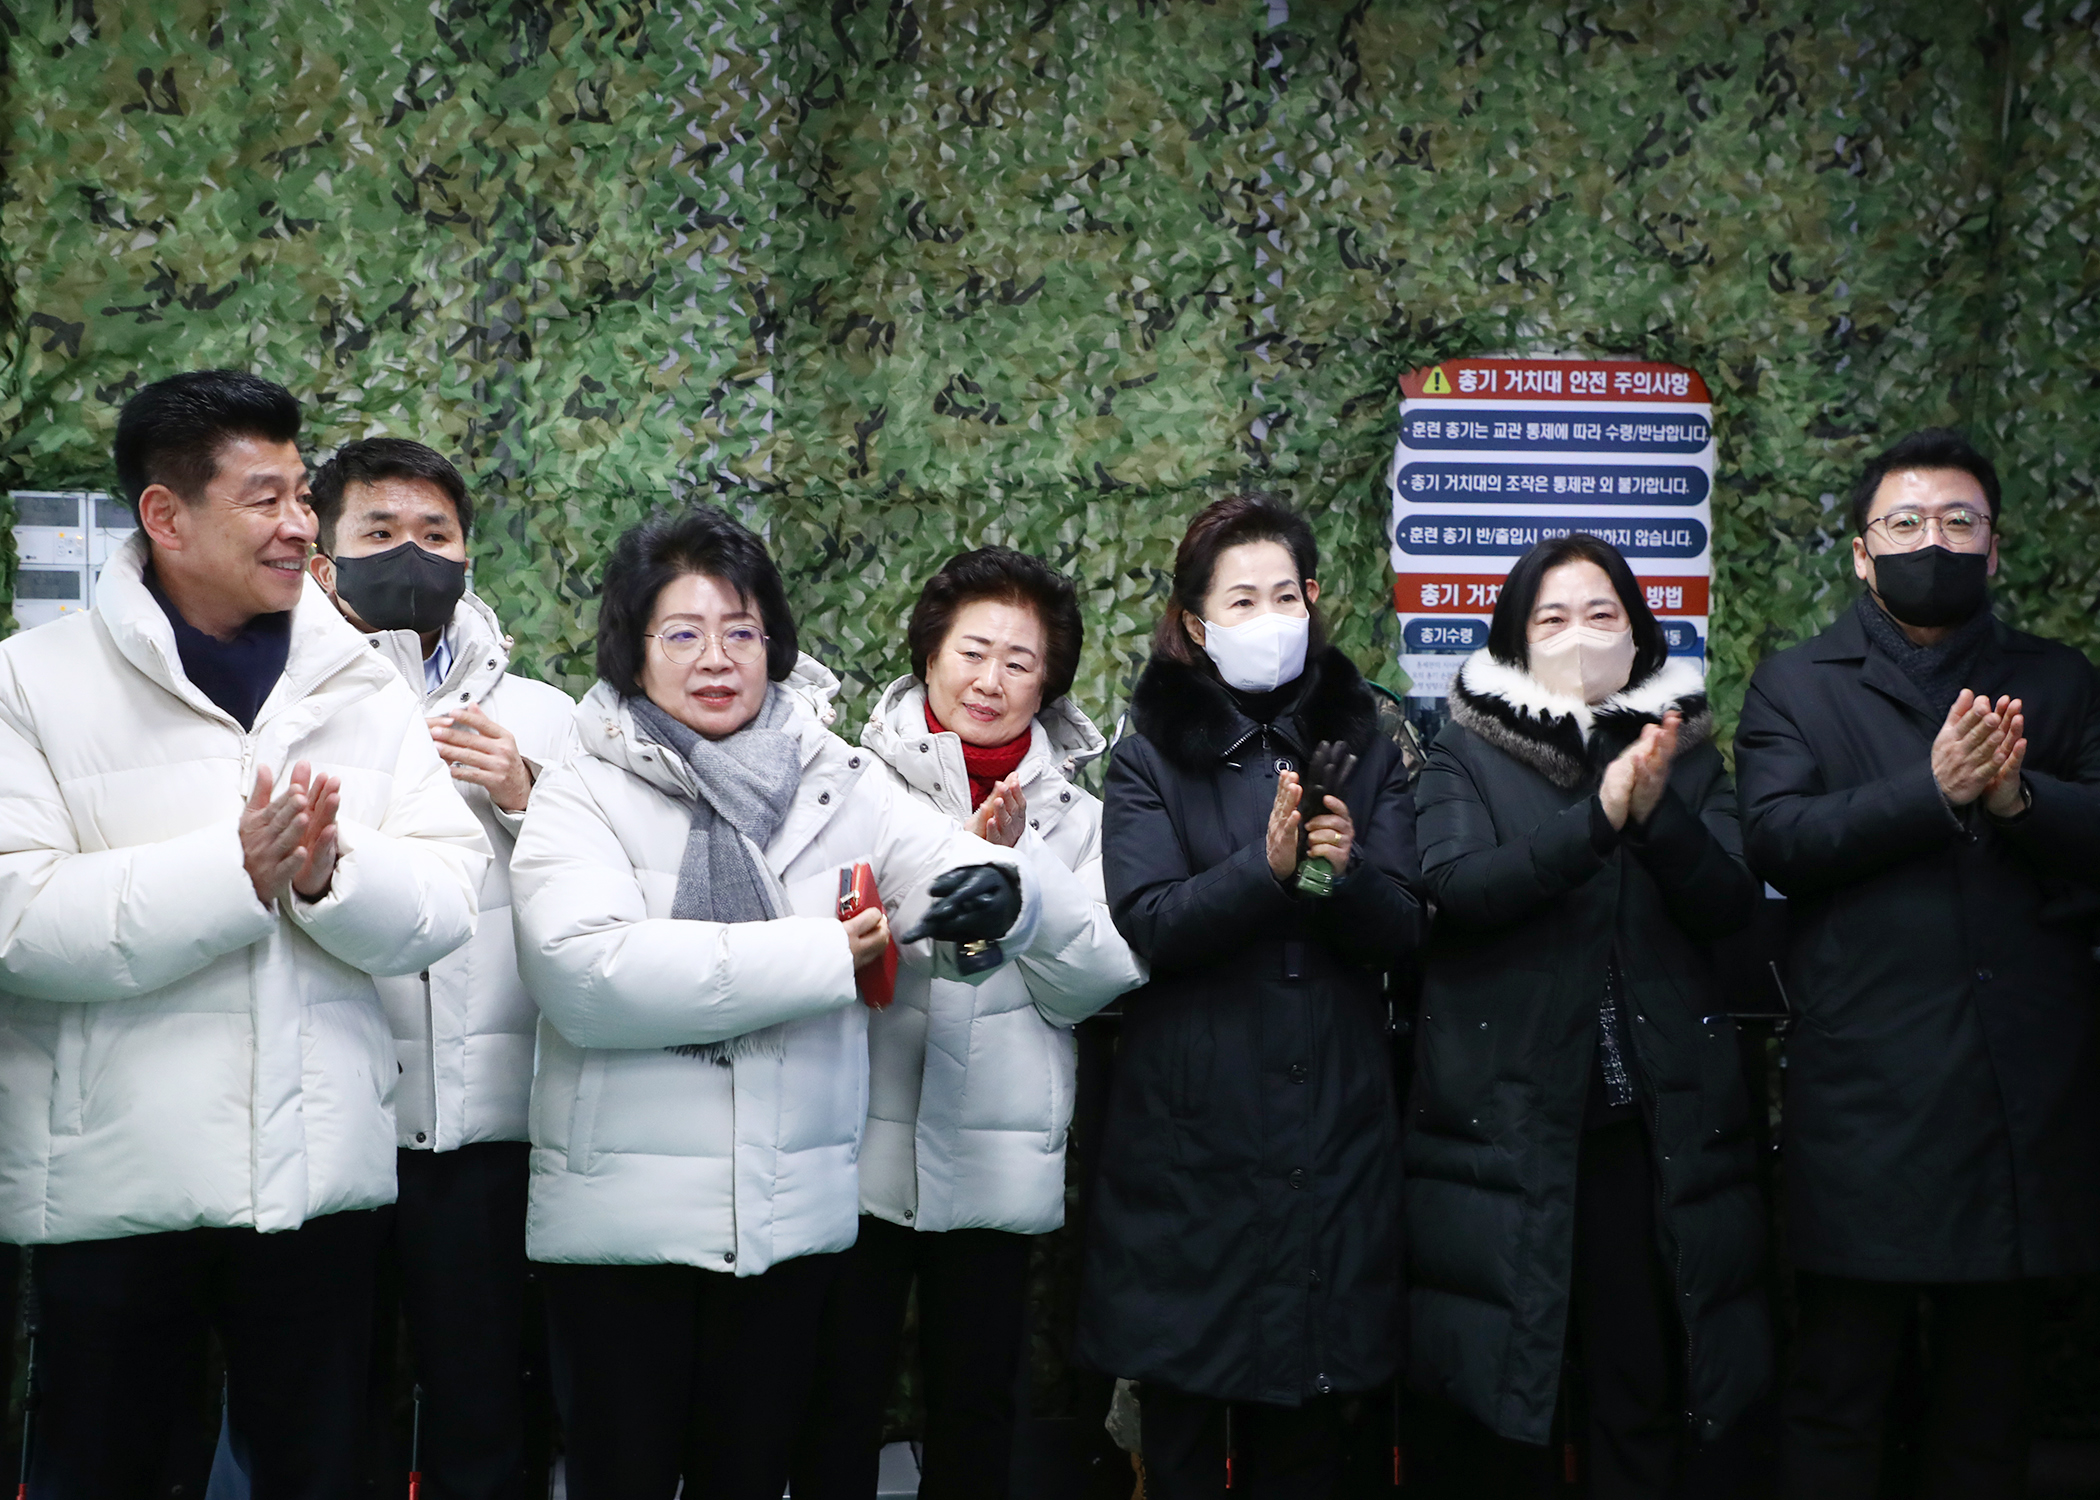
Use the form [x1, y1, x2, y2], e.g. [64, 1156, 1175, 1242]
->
[0, 536, 489, 1244]
[511, 660, 1047, 1277]
[858, 679, 1145, 1235]
[365, 590, 576, 1151]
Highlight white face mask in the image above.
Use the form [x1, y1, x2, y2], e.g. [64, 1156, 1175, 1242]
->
[1200, 610, 1311, 694]
[1529, 624, 1636, 704]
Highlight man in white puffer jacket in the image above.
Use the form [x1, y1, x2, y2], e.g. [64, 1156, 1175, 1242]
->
[798, 548, 1144, 1500]
[0, 372, 487, 1496]
[307, 437, 576, 1500]
[510, 506, 1058, 1499]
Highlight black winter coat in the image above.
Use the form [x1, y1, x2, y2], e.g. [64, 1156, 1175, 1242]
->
[1735, 605, 2100, 1281]
[1075, 648, 1426, 1405]
[1406, 652, 1769, 1447]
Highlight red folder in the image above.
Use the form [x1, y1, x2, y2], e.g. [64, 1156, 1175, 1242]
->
[838, 861, 899, 1009]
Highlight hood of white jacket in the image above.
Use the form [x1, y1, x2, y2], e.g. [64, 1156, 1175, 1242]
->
[861, 675, 1107, 822]
[363, 587, 513, 713]
[572, 652, 843, 801]
[97, 531, 395, 735]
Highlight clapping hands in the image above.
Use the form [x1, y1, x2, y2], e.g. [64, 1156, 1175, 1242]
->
[1599, 709, 1684, 831]
[239, 760, 340, 906]
[1932, 690, 2027, 816]
[967, 775, 1027, 847]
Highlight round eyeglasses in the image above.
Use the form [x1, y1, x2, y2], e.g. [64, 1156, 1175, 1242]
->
[646, 625, 768, 666]
[1865, 508, 1991, 551]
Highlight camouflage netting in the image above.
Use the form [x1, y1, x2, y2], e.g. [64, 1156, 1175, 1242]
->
[4, 1, 2096, 737]
[4, 0, 2100, 1442]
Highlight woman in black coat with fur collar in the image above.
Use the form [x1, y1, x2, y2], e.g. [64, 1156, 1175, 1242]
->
[1075, 496, 1426, 1498]
[1406, 535, 1768, 1498]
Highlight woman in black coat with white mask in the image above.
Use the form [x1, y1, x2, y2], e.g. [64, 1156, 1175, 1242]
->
[1076, 494, 1426, 1499]
[1405, 534, 1769, 1498]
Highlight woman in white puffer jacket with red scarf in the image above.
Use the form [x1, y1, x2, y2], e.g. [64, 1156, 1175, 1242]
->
[796, 547, 1144, 1500]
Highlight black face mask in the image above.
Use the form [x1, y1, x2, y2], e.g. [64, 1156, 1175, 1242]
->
[1869, 544, 1989, 629]
[333, 542, 467, 635]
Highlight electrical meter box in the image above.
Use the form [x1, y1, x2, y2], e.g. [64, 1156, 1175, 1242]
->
[10, 491, 132, 630]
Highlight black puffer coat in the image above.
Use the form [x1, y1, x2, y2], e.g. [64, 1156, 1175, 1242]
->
[1735, 605, 2100, 1281]
[1406, 651, 1769, 1446]
[1075, 647, 1426, 1405]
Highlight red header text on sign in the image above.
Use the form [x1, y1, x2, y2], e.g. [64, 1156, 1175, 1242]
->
[1401, 359, 1713, 404]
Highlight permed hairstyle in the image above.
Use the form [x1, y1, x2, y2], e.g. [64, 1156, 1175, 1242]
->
[595, 504, 799, 696]
[1153, 493, 1326, 667]
[1486, 532, 1670, 684]
[908, 547, 1084, 707]
[309, 438, 474, 555]
[113, 370, 302, 509]
[1849, 427, 2002, 536]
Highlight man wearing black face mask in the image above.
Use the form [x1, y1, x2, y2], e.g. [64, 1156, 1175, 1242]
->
[309, 438, 576, 1500]
[1735, 428, 2100, 1500]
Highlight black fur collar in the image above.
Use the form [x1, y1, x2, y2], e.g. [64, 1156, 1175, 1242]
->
[1447, 650, 1714, 788]
[1128, 646, 1379, 772]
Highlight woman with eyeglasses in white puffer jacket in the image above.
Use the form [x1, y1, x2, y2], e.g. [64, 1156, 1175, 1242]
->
[510, 507, 1060, 1500]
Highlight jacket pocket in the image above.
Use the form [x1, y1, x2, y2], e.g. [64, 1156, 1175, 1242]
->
[50, 1008, 86, 1139]
[1168, 1008, 1216, 1120]
[566, 1051, 608, 1173]
[1045, 1022, 1076, 1149]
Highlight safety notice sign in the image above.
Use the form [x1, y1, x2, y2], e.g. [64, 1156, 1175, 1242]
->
[1389, 358, 1715, 712]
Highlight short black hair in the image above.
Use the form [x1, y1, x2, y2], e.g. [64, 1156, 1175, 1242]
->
[1849, 427, 2001, 535]
[1153, 493, 1326, 666]
[909, 547, 1084, 706]
[1486, 532, 1670, 685]
[309, 438, 473, 555]
[113, 370, 302, 509]
[596, 504, 799, 696]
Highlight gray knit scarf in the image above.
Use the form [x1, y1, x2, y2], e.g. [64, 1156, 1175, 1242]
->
[628, 689, 803, 1064]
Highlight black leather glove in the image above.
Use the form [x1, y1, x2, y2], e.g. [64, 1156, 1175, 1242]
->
[899, 864, 1022, 944]
[1297, 739, 1359, 861]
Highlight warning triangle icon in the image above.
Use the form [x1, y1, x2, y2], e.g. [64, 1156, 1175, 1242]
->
[1424, 367, 1453, 395]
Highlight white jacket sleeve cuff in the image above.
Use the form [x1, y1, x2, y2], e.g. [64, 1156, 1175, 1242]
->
[286, 815, 485, 977]
[916, 847, 1041, 987]
[1013, 846, 1146, 1024]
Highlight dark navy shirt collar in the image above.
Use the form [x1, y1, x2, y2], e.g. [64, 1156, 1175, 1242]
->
[142, 564, 292, 732]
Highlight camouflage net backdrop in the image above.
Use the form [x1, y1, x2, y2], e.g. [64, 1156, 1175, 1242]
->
[4, 1, 2097, 742]
[4, 0, 2100, 1442]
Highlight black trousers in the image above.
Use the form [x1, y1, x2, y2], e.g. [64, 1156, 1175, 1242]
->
[540, 1249, 847, 1500]
[392, 1142, 531, 1500]
[1569, 1117, 1685, 1499]
[1781, 1273, 2034, 1500]
[1138, 1384, 1345, 1500]
[796, 1213, 1034, 1499]
[28, 1207, 386, 1500]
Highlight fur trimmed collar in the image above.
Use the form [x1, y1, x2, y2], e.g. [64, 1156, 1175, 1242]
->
[1447, 649, 1713, 787]
[1128, 646, 1379, 772]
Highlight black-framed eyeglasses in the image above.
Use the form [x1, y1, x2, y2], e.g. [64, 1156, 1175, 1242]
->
[647, 625, 768, 666]
[1865, 508, 1992, 551]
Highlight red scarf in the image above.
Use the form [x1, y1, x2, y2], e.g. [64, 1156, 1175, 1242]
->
[926, 701, 1030, 809]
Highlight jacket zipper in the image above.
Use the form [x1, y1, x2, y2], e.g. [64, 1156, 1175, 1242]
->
[1611, 881, 1698, 1434]
[1637, 1037, 1698, 1434]
[423, 970, 439, 1148]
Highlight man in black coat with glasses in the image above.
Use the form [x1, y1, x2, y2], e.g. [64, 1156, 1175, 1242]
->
[1735, 428, 2100, 1500]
